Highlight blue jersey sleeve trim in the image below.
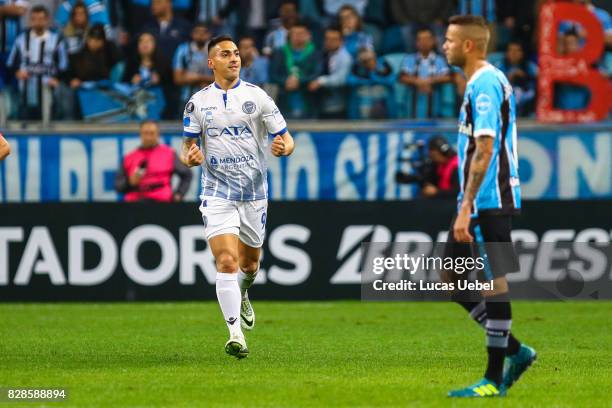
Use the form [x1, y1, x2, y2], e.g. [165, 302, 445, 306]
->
[183, 131, 200, 138]
[268, 127, 287, 137]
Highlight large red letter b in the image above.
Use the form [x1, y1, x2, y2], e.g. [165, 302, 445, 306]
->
[537, 2, 612, 122]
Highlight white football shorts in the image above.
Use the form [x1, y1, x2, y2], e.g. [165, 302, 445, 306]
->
[198, 197, 268, 248]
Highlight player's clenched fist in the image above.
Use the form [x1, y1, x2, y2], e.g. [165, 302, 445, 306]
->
[186, 143, 204, 167]
[271, 134, 294, 157]
[271, 136, 285, 156]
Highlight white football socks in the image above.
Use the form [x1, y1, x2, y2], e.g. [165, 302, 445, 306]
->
[237, 268, 259, 297]
[216, 272, 243, 338]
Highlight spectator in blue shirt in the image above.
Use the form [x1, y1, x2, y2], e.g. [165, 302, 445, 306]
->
[496, 41, 537, 117]
[346, 48, 396, 119]
[55, 0, 110, 37]
[398, 27, 451, 119]
[555, 30, 592, 110]
[239, 35, 268, 86]
[0, 0, 28, 54]
[308, 26, 352, 118]
[62, 1, 89, 54]
[269, 21, 321, 119]
[0, 0, 29, 87]
[263, 0, 299, 56]
[173, 22, 214, 106]
[559, 0, 612, 49]
[338, 4, 373, 58]
[7, 5, 68, 119]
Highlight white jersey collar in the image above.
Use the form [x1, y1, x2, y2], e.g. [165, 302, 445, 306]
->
[467, 62, 494, 86]
[213, 79, 241, 91]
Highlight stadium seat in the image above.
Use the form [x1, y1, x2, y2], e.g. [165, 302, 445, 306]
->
[110, 62, 125, 84]
[77, 83, 165, 122]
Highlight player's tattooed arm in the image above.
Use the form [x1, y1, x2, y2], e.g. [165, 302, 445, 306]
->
[461, 136, 494, 209]
[271, 132, 295, 156]
[453, 136, 494, 242]
[180, 137, 204, 167]
[179, 137, 194, 164]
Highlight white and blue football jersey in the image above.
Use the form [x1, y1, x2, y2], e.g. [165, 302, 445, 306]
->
[183, 80, 288, 201]
[456, 63, 521, 215]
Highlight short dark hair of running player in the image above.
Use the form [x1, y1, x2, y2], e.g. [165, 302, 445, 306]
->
[447, 15, 490, 50]
[208, 34, 234, 55]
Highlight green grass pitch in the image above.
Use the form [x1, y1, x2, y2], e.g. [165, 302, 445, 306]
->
[1, 301, 611, 407]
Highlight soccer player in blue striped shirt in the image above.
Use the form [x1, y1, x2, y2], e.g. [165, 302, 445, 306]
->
[442, 15, 536, 397]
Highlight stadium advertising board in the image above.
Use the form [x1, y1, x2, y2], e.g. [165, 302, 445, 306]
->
[1, 200, 610, 301]
[1, 128, 611, 202]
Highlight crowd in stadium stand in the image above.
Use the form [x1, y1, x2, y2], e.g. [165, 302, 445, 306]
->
[1, 0, 610, 121]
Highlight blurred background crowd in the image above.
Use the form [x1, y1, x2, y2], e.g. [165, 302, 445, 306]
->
[1, 0, 610, 122]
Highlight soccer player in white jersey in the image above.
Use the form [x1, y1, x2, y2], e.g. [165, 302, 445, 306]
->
[180, 35, 295, 358]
